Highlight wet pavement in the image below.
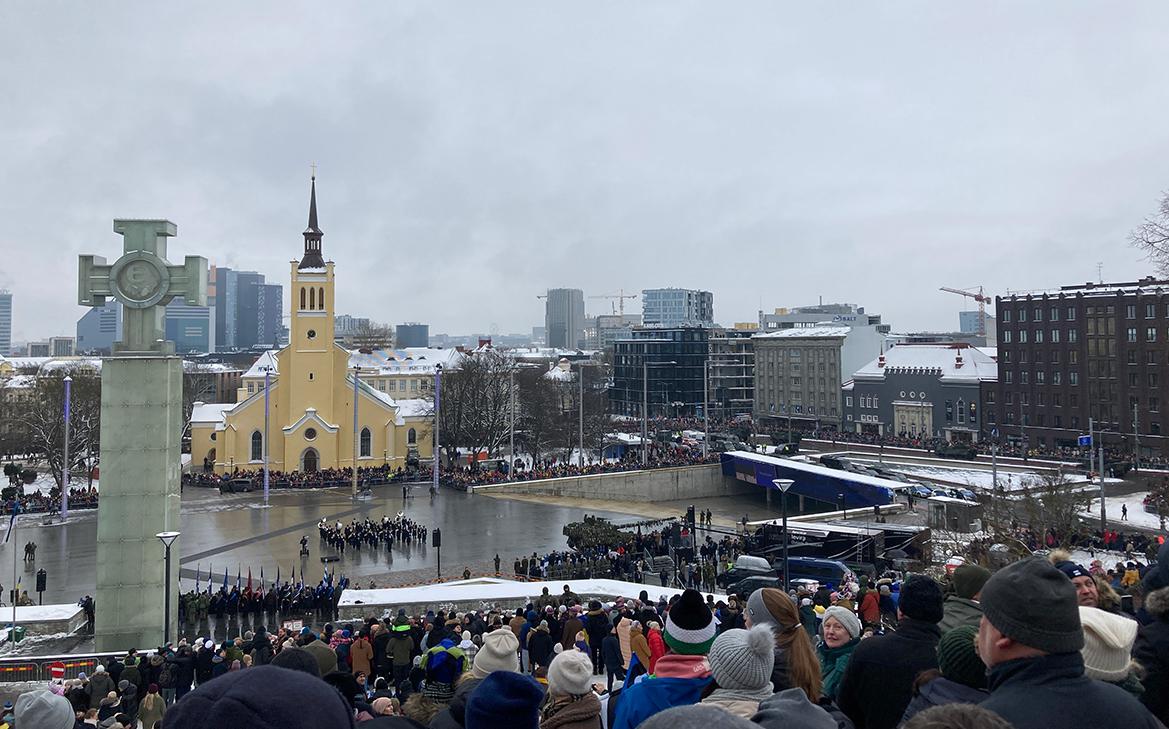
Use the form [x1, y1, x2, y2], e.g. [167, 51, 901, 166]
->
[0, 482, 645, 609]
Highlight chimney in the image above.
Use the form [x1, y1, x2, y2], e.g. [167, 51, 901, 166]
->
[878, 354, 886, 369]
[955, 351, 964, 369]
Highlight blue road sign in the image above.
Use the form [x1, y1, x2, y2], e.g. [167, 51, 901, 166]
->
[1078, 435, 1092, 447]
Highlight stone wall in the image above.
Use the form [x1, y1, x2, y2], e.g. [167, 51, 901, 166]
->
[472, 463, 751, 502]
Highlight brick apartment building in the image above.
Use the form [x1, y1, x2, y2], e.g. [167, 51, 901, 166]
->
[992, 276, 1169, 457]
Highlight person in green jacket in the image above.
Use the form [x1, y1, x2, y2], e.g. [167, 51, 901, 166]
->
[818, 606, 862, 700]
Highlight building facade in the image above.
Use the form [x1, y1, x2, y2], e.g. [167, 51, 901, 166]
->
[395, 323, 429, 348]
[843, 343, 996, 441]
[642, 288, 714, 328]
[212, 267, 283, 351]
[190, 177, 433, 474]
[753, 327, 847, 427]
[959, 311, 997, 343]
[76, 301, 122, 354]
[0, 291, 10, 356]
[759, 303, 887, 333]
[165, 300, 215, 354]
[544, 288, 585, 349]
[611, 326, 709, 417]
[993, 277, 1169, 456]
[708, 329, 754, 418]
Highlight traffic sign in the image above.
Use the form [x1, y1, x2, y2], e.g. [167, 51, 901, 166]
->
[1078, 435, 1092, 447]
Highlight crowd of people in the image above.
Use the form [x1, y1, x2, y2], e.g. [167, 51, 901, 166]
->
[183, 463, 413, 491]
[318, 514, 429, 555]
[14, 540, 1169, 729]
[440, 450, 721, 490]
[0, 485, 99, 516]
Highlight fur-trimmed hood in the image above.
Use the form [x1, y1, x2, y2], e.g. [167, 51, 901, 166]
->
[1146, 586, 1169, 620]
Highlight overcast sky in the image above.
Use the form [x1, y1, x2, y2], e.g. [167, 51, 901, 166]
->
[3, 2, 1168, 343]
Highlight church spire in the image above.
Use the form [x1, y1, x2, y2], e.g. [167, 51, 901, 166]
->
[299, 171, 326, 270]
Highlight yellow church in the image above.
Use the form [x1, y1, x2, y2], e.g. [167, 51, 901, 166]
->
[189, 177, 433, 474]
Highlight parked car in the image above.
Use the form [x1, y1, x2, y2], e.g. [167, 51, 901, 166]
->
[716, 554, 777, 588]
[726, 575, 782, 597]
[906, 484, 934, 499]
[219, 478, 254, 494]
[785, 557, 854, 588]
[953, 487, 978, 502]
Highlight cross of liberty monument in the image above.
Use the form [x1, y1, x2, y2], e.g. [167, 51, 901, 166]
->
[78, 220, 207, 650]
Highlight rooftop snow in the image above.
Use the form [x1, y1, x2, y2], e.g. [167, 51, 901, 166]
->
[753, 326, 850, 339]
[852, 343, 997, 383]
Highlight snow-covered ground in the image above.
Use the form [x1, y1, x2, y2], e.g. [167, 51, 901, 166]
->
[1084, 492, 1167, 532]
[19, 474, 98, 496]
[861, 461, 1120, 494]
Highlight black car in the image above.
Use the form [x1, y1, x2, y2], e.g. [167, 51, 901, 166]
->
[726, 575, 782, 598]
[219, 478, 254, 494]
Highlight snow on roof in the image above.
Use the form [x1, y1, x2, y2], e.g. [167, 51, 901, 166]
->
[348, 347, 464, 374]
[543, 362, 575, 381]
[852, 343, 997, 383]
[976, 347, 998, 361]
[190, 402, 236, 424]
[754, 326, 850, 339]
[183, 361, 242, 373]
[724, 450, 908, 491]
[2, 374, 37, 389]
[1004, 279, 1169, 300]
[242, 350, 280, 378]
[394, 398, 432, 419]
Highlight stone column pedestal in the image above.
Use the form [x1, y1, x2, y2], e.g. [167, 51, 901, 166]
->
[95, 356, 182, 651]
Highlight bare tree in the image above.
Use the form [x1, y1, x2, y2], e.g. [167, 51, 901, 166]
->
[182, 362, 220, 441]
[435, 350, 516, 466]
[1130, 191, 1169, 274]
[17, 365, 102, 489]
[346, 321, 395, 351]
[515, 366, 567, 465]
[999, 469, 1095, 549]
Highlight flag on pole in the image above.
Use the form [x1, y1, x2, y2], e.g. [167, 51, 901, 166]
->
[4, 500, 21, 543]
[247, 568, 253, 593]
[194, 564, 201, 589]
[222, 566, 228, 591]
[207, 564, 213, 593]
[323, 564, 329, 586]
[260, 566, 265, 591]
[276, 566, 280, 588]
[236, 567, 241, 591]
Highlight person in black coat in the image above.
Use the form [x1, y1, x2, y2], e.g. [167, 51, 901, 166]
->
[167, 645, 197, 701]
[583, 602, 611, 673]
[527, 622, 556, 672]
[602, 621, 626, 692]
[978, 558, 1161, 729]
[837, 575, 944, 729]
[250, 627, 274, 665]
[1132, 585, 1169, 724]
[195, 641, 215, 685]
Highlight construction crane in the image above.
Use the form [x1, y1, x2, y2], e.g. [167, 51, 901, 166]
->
[939, 285, 993, 338]
[588, 289, 638, 317]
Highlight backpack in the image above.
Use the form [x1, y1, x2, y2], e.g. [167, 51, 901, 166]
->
[157, 662, 174, 689]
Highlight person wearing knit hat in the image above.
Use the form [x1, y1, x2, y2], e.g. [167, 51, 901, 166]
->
[977, 557, 1161, 729]
[835, 576, 944, 729]
[270, 645, 322, 678]
[637, 703, 758, 729]
[471, 628, 521, 680]
[163, 665, 354, 729]
[899, 625, 988, 724]
[818, 606, 861, 701]
[939, 564, 991, 633]
[701, 624, 776, 718]
[541, 650, 603, 727]
[752, 688, 839, 729]
[612, 589, 715, 729]
[1054, 558, 1101, 608]
[15, 689, 74, 729]
[465, 670, 544, 729]
[1079, 605, 1141, 691]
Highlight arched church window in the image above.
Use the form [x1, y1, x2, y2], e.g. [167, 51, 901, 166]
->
[407, 428, 417, 445]
[319, 287, 325, 309]
[360, 427, 371, 458]
[251, 430, 263, 461]
[309, 287, 316, 310]
[300, 287, 306, 310]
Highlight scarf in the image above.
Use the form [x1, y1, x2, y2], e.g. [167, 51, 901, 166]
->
[652, 653, 711, 679]
[705, 685, 774, 705]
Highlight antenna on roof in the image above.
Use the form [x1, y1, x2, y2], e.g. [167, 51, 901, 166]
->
[1097, 262, 1104, 284]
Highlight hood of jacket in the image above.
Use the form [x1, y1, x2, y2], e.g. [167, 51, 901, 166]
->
[919, 676, 988, 706]
[1145, 585, 1169, 620]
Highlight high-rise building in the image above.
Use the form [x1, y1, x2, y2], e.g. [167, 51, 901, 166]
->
[595, 314, 641, 351]
[708, 329, 755, 418]
[992, 276, 1169, 457]
[27, 341, 50, 357]
[396, 323, 429, 348]
[958, 311, 997, 343]
[212, 267, 282, 351]
[753, 327, 849, 427]
[166, 300, 215, 354]
[759, 303, 888, 333]
[76, 301, 122, 354]
[49, 337, 76, 357]
[0, 290, 11, 356]
[642, 288, 714, 327]
[611, 326, 710, 417]
[544, 288, 585, 349]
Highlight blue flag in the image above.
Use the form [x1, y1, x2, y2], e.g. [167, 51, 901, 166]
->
[4, 500, 21, 543]
[222, 566, 229, 591]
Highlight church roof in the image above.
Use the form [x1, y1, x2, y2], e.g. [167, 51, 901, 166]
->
[299, 175, 326, 270]
[348, 347, 464, 374]
[242, 350, 280, 379]
[190, 402, 236, 424]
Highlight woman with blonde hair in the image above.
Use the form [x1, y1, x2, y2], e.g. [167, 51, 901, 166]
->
[136, 684, 166, 729]
[744, 587, 823, 701]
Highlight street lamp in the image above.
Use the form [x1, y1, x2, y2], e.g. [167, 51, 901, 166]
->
[261, 365, 273, 506]
[772, 479, 794, 591]
[352, 365, 361, 498]
[642, 360, 677, 467]
[156, 531, 180, 646]
[62, 376, 71, 520]
[577, 361, 601, 468]
[839, 492, 846, 520]
[433, 364, 443, 494]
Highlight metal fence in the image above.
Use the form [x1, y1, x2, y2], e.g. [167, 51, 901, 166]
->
[0, 654, 122, 684]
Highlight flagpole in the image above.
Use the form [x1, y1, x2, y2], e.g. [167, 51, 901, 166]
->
[12, 506, 18, 633]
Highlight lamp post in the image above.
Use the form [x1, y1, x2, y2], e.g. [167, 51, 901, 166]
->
[262, 366, 272, 506]
[156, 531, 180, 646]
[62, 376, 71, 520]
[433, 364, 442, 493]
[642, 360, 677, 467]
[772, 479, 794, 591]
[509, 367, 516, 480]
[577, 361, 601, 468]
[352, 365, 360, 498]
[839, 492, 846, 520]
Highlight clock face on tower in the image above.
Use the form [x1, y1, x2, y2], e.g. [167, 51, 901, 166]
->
[307, 329, 316, 340]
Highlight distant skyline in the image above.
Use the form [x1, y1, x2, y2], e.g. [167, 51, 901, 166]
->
[2, 2, 1165, 342]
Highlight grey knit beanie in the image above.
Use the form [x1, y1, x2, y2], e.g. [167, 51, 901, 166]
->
[637, 703, 757, 729]
[753, 688, 837, 729]
[980, 557, 1084, 654]
[821, 606, 862, 639]
[707, 624, 774, 691]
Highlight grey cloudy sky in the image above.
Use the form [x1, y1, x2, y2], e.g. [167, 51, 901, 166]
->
[3, 2, 1168, 343]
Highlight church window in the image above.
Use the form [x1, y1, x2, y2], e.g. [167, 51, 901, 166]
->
[250, 431, 263, 461]
[408, 428, 417, 445]
[319, 288, 325, 309]
[309, 287, 316, 310]
[308, 372, 314, 381]
[360, 427, 371, 458]
[305, 427, 318, 441]
[300, 287, 306, 310]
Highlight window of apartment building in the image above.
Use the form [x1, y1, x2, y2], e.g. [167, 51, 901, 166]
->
[1037, 392, 1046, 406]
[1005, 411, 1015, 424]
[1069, 350, 1078, 364]
[845, 395, 852, 407]
[1070, 372, 1079, 385]
[1050, 329, 1059, 343]
[1148, 303, 1157, 319]
[987, 390, 996, 404]
[1130, 372, 1139, 387]
[1052, 371, 1062, 385]
[1002, 309, 1012, 323]
[1002, 330, 1012, 343]
[1149, 327, 1158, 342]
[1034, 307, 1042, 321]
[1050, 307, 1060, 321]
[1020, 349, 1029, 363]
[1054, 415, 1062, 427]
[1003, 350, 1012, 363]
[1053, 393, 1062, 407]
[1021, 392, 1030, 405]
[1149, 351, 1158, 365]
[1019, 309, 1027, 323]
[1068, 329, 1078, 343]
[1035, 330, 1044, 343]
[1036, 414, 1046, 427]
[1019, 330, 1028, 343]
[1071, 415, 1080, 429]
[1005, 371, 1013, 384]
[1129, 350, 1138, 365]
[945, 400, 953, 421]
[1021, 371, 1030, 384]
[1150, 373, 1160, 388]
[1070, 393, 1079, 408]
[1151, 397, 1160, 412]
[1005, 391, 1014, 405]
[791, 377, 801, 386]
[1036, 371, 1045, 384]
[1127, 304, 1137, 319]
[1052, 351, 1061, 364]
